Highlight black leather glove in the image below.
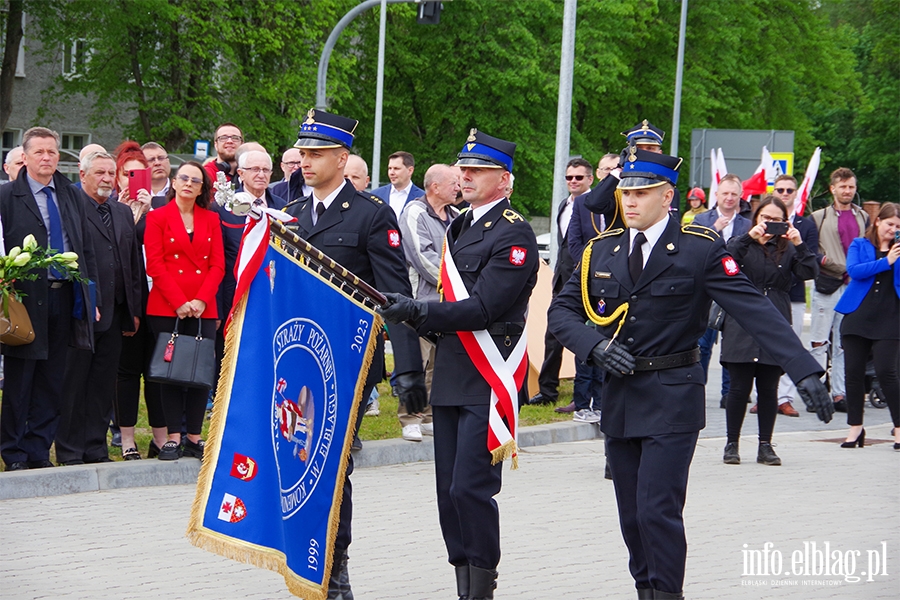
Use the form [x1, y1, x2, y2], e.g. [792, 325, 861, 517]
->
[796, 375, 834, 423]
[618, 146, 629, 169]
[378, 292, 428, 329]
[394, 371, 428, 414]
[590, 339, 635, 378]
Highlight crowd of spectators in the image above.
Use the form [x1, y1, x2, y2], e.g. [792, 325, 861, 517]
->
[0, 123, 896, 471]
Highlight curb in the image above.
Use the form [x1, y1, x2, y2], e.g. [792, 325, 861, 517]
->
[0, 420, 602, 501]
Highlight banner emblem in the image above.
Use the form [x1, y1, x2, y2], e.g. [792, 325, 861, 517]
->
[230, 453, 258, 481]
[218, 493, 248, 523]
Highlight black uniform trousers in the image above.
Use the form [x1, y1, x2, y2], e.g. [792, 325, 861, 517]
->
[536, 327, 564, 400]
[0, 283, 73, 466]
[56, 304, 124, 463]
[605, 430, 699, 595]
[433, 404, 503, 570]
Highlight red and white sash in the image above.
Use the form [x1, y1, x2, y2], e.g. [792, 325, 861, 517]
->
[227, 205, 296, 332]
[440, 240, 528, 468]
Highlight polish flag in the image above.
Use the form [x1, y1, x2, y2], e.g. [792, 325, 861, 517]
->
[742, 146, 776, 200]
[708, 148, 728, 209]
[794, 147, 821, 217]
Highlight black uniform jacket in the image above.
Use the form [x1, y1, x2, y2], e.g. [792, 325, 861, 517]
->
[416, 199, 539, 406]
[79, 190, 142, 334]
[548, 217, 822, 438]
[720, 234, 817, 365]
[1, 170, 100, 359]
[283, 180, 422, 381]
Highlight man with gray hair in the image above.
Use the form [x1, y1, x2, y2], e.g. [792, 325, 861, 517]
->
[56, 151, 141, 464]
[2, 146, 25, 184]
[396, 163, 462, 441]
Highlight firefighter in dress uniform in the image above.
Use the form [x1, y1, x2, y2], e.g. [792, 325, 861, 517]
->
[379, 130, 538, 600]
[547, 149, 834, 599]
[283, 109, 428, 600]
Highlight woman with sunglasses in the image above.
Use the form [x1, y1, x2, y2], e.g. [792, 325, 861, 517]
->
[144, 162, 224, 460]
[113, 141, 168, 460]
[720, 196, 817, 466]
[834, 202, 900, 450]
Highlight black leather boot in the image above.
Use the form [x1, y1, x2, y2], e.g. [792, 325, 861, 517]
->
[653, 589, 684, 599]
[636, 588, 653, 599]
[326, 551, 352, 599]
[468, 566, 497, 599]
[455, 564, 470, 599]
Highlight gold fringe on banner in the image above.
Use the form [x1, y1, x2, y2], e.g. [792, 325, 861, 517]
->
[186, 240, 383, 600]
[490, 438, 518, 470]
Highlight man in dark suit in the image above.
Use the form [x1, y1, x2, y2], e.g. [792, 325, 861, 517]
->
[528, 158, 600, 420]
[0, 127, 100, 471]
[691, 174, 751, 403]
[283, 109, 427, 600]
[371, 151, 425, 218]
[55, 151, 142, 464]
[547, 149, 833, 599]
[380, 130, 538, 600]
[568, 153, 620, 263]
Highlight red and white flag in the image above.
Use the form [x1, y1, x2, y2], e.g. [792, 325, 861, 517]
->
[742, 146, 776, 200]
[708, 148, 728, 209]
[794, 147, 821, 217]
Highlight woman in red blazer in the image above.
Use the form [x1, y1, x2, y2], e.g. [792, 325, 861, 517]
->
[144, 161, 224, 461]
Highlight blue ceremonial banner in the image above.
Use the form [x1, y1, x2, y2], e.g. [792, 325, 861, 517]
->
[188, 234, 380, 600]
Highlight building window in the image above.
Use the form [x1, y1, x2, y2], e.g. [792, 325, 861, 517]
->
[60, 133, 91, 152]
[62, 39, 88, 77]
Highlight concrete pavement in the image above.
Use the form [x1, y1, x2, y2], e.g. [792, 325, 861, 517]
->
[1, 424, 897, 599]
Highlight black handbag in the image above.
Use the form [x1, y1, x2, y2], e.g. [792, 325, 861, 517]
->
[815, 273, 843, 295]
[147, 319, 216, 389]
[707, 301, 726, 331]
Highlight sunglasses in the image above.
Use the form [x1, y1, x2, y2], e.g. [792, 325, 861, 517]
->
[774, 188, 796, 194]
[565, 175, 586, 181]
[176, 174, 203, 185]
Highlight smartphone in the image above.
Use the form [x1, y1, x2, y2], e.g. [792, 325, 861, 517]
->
[128, 167, 152, 199]
[766, 221, 789, 236]
[894, 230, 900, 246]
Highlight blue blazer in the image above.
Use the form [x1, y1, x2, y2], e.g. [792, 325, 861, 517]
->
[692, 209, 751, 240]
[371, 182, 424, 208]
[834, 237, 900, 314]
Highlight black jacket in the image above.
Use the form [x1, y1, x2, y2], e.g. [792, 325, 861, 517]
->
[1, 169, 100, 359]
[720, 234, 818, 365]
[78, 190, 142, 334]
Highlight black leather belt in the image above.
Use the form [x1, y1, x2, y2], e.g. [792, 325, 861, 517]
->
[632, 347, 700, 372]
[443, 322, 525, 337]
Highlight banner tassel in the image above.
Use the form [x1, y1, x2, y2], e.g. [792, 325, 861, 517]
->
[490, 438, 518, 469]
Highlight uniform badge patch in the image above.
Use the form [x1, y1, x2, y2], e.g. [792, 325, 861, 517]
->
[509, 246, 527, 266]
[230, 453, 258, 482]
[597, 299, 606, 314]
[722, 256, 740, 276]
[388, 230, 401, 248]
[218, 493, 247, 523]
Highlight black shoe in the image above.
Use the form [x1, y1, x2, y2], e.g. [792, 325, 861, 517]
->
[5, 462, 28, 471]
[86, 456, 113, 464]
[720, 395, 727, 409]
[27, 460, 54, 469]
[636, 588, 653, 600]
[147, 440, 162, 459]
[122, 447, 142, 461]
[757, 442, 781, 466]
[833, 397, 848, 412]
[157, 441, 182, 461]
[59, 459, 85, 466]
[653, 590, 684, 599]
[840, 429, 865, 448]
[110, 431, 122, 448]
[326, 552, 353, 599]
[351, 435, 362, 452]
[723, 442, 740, 465]
[468, 566, 497, 600]
[527, 393, 556, 406]
[183, 439, 205, 459]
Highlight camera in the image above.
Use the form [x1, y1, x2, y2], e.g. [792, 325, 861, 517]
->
[765, 221, 789, 236]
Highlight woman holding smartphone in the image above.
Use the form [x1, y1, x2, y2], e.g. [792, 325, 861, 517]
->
[720, 196, 818, 466]
[144, 161, 224, 460]
[834, 202, 900, 450]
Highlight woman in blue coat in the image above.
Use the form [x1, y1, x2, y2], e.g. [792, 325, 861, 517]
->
[835, 202, 900, 450]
